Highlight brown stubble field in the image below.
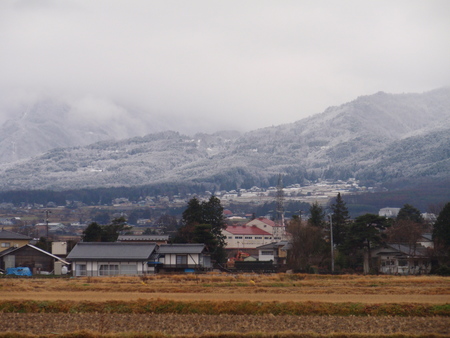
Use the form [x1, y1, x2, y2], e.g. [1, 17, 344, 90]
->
[0, 273, 449, 337]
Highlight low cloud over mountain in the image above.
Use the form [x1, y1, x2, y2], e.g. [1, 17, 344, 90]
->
[0, 88, 449, 191]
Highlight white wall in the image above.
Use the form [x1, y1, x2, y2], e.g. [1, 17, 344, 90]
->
[223, 229, 273, 249]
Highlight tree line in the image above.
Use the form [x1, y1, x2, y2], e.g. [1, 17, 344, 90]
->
[288, 194, 450, 274]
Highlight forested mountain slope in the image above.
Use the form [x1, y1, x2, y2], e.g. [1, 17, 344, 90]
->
[0, 88, 448, 191]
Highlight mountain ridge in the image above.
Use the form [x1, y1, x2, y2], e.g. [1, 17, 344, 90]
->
[0, 88, 449, 192]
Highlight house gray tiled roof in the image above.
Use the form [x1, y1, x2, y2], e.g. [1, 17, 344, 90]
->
[375, 243, 430, 258]
[0, 229, 32, 240]
[157, 243, 206, 254]
[67, 242, 157, 261]
[117, 235, 169, 242]
[256, 241, 289, 250]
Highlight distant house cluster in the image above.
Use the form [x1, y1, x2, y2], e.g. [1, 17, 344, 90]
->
[0, 201, 442, 277]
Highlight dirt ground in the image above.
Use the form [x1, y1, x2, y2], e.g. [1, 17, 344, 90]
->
[1, 313, 449, 336]
[1, 275, 449, 336]
[0, 290, 449, 304]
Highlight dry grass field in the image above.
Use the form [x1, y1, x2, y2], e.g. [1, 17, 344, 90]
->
[0, 273, 449, 337]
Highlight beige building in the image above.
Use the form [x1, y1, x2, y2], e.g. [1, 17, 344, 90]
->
[0, 229, 31, 252]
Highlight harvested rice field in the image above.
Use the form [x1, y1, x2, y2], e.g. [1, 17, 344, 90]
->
[0, 313, 449, 337]
[0, 274, 449, 337]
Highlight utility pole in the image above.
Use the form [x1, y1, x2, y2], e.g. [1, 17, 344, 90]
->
[329, 214, 335, 273]
[276, 174, 285, 226]
[45, 210, 51, 252]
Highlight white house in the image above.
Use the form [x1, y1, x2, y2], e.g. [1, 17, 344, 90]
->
[256, 241, 289, 265]
[369, 243, 432, 275]
[67, 242, 158, 276]
[155, 243, 211, 272]
[378, 207, 401, 218]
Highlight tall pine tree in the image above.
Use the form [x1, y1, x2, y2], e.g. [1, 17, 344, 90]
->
[331, 193, 349, 246]
[177, 196, 226, 264]
[308, 202, 326, 228]
[397, 204, 424, 224]
[433, 202, 450, 265]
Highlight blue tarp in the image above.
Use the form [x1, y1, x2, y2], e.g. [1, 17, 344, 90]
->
[6, 267, 32, 276]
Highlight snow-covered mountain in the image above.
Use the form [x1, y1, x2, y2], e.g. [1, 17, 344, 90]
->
[0, 97, 169, 164]
[0, 88, 449, 191]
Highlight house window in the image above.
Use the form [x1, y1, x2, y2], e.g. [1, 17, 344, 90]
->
[255, 237, 262, 239]
[176, 255, 188, 265]
[228, 236, 232, 239]
[235, 236, 242, 239]
[120, 264, 137, 275]
[1, 242, 10, 248]
[261, 250, 273, 255]
[245, 236, 252, 239]
[264, 237, 270, 240]
[99, 264, 119, 276]
[398, 260, 408, 267]
[75, 264, 87, 276]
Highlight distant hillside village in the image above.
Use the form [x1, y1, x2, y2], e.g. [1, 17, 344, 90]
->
[1, 190, 448, 277]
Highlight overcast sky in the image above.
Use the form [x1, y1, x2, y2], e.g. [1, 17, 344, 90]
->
[0, 0, 449, 134]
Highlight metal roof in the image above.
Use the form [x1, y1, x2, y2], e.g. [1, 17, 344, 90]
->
[117, 235, 169, 241]
[256, 241, 289, 250]
[0, 244, 69, 265]
[157, 243, 206, 254]
[0, 229, 32, 240]
[67, 242, 157, 261]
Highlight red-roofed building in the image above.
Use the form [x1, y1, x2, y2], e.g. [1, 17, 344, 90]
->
[222, 225, 273, 250]
[245, 217, 288, 241]
[223, 209, 233, 217]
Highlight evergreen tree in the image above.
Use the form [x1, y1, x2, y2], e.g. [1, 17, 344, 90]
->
[181, 197, 203, 225]
[340, 214, 389, 273]
[193, 224, 218, 251]
[101, 216, 130, 242]
[176, 196, 227, 263]
[202, 196, 226, 247]
[82, 222, 103, 242]
[82, 217, 130, 242]
[331, 193, 349, 246]
[433, 202, 450, 258]
[397, 204, 424, 224]
[308, 202, 326, 228]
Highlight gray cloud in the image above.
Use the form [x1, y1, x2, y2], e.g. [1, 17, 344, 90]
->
[0, 0, 449, 134]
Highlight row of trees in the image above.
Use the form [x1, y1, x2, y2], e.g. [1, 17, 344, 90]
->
[82, 217, 130, 242]
[288, 194, 450, 273]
